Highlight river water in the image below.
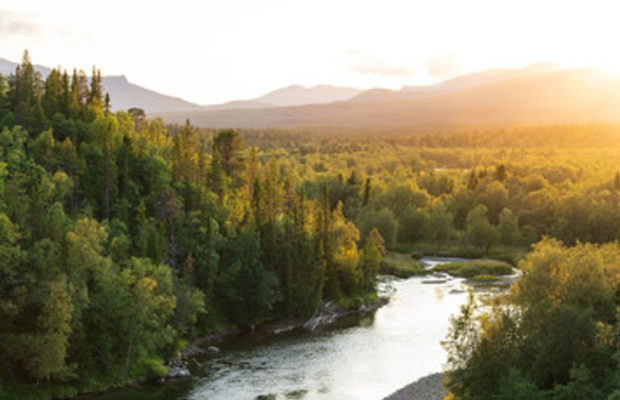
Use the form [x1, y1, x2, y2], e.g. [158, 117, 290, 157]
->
[96, 258, 474, 400]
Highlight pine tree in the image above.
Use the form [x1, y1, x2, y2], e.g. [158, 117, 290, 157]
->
[467, 169, 479, 190]
[104, 93, 111, 116]
[88, 67, 103, 110]
[10, 50, 42, 133]
[60, 70, 70, 117]
[213, 128, 242, 182]
[69, 69, 82, 119]
[363, 177, 371, 206]
[33, 75, 46, 132]
[495, 164, 507, 182]
[43, 68, 62, 118]
[0, 73, 8, 118]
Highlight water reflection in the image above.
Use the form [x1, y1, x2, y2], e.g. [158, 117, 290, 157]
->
[188, 276, 470, 400]
[95, 258, 474, 400]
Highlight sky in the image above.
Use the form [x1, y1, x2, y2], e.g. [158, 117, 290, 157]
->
[1, 0, 619, 105]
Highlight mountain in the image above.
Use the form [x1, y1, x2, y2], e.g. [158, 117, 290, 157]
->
[201, 84, 363, 111]
[1, 57, 362, 113]
[349, 62, 561, 104]
[99, 76, 199, 113]
[401, 61, 559, 95]
[254, 85, 362, 106]
[0, 57, 200, 114]
[0, 57, 52, 78]
[4, 56, 617, 129]
[157, 66, 620, 129]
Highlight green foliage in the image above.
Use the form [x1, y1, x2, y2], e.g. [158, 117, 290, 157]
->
[9, 51, 620, 400]
[397, 205, 430, 244]
[359, 228, 386, 289]
[217, 226, 280, 326]
[0, 54, 386, 398]
[356, 207, 398, 248]
[497, 208, 520, 245]
[495, 369, 548, 400]
[428, 201, 454, 249]
[466, 205, 500, 253]
[445, 240, 620, 400]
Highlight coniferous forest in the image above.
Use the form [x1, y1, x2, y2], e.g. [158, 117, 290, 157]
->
[1, 52, 620, 400]
[0, 52, 384, 399]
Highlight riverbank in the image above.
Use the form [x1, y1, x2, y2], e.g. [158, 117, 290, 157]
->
[82, 268, 475, 400]
[382, 373, 447, 400]
[179, 295, 391, 359]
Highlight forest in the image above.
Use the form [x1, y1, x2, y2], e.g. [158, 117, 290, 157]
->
[0, 52, 620, 399]
[0, 53, 383, 399]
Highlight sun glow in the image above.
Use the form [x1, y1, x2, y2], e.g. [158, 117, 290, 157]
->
[2, 0, 620, 103]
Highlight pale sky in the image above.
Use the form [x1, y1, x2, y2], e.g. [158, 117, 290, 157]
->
[1, 0, 619, 105]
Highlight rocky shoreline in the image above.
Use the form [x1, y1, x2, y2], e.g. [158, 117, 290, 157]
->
[382, 373, 447, 400]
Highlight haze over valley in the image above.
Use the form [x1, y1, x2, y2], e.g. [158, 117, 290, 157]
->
[4, 56, 619, 130]
[2, 2, 620, 400]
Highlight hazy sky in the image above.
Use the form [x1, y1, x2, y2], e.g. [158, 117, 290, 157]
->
[1, 0, 619, 104]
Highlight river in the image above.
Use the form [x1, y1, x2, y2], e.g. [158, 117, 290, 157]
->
[95, 258, 475, 400]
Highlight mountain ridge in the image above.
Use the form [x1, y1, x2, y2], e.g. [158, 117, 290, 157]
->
[4, 56, 616, 130]
[156, 66, 620, 129]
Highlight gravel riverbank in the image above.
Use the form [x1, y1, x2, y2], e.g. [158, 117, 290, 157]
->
[382, 373, 446, 400]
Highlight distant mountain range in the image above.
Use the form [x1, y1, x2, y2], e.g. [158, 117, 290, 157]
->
[3, 56, 620, 129]
[202, 85, 362, 111]
[158, 64, 620, 129]
[0, 58, 362, 114]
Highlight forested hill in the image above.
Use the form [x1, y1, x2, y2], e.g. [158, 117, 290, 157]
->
[0, 52, 384, 398]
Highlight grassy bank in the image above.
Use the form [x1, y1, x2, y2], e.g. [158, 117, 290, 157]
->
[432, 259, 514, 278]
[380, 252, 428, 278]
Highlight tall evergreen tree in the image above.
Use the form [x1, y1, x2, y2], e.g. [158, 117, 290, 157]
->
[88, 67, 103, 110]
[43, 68, 63, 118]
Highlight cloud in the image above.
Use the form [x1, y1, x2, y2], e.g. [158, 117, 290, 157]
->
[0, 9, 92, 45]
[346, 50, 412, 77]
[426, 53, 461, 79]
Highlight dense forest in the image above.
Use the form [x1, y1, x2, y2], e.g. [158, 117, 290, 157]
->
[0, 52, 384, 399]
[1, 51, 620, 400]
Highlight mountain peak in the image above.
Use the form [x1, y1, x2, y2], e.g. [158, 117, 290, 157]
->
[254, 84, 362, 107]
[103, 75, 129, 83]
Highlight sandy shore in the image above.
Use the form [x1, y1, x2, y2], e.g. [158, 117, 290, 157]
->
[382, 373, 446, 400]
